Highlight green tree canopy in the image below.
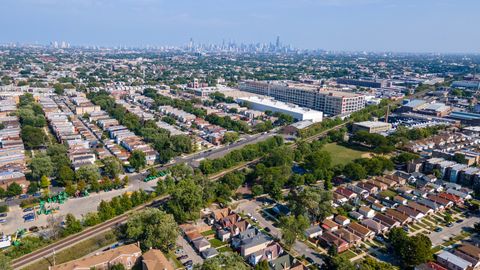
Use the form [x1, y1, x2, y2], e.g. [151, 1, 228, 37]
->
[123, 208, 178, 251]
[128, 150, 146, 172]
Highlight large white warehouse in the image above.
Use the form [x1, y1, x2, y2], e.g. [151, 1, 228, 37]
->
[237, 96, 323, 123]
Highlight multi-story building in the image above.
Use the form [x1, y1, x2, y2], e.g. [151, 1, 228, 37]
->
[239, 80, 365, 116]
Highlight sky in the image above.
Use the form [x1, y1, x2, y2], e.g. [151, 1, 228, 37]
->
[1, 0, 480, 53]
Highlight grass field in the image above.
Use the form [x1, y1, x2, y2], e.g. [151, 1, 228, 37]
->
[322, 143, 369, 165]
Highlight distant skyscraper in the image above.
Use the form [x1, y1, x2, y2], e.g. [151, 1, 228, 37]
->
[276, 36, 281, 48]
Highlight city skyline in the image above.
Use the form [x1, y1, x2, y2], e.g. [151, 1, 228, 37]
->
[2, 0, 480, 53]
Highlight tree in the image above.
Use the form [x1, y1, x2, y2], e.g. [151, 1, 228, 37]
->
[27, 182, 39, 195]
[251, 184, 264, 197]
[198, 253, 249, 270]
[343, 162, 367, 181]
[58, 165, 75, 186]
[40, 175, 51, 189]
[222, 132, 239, 144]
[444, 212, 453, 224]
[358, 257, 397, 270]
[6, 183, 22, 197]
[75, 165, 100, 184]
[324, 255, 355, 270]
[83, 212, 101, 227]
[387, 228, 433, 268]
[166, 179, 204, 223]
[128, 150, 146, 172]
[279, 215, 309, 248]
[30, 155, 53, 180]
[62, 214, 83, 236]
[124, 208, 178, 251]
[102, 157, 123, 178]
[98, 200, 116, 221]
[288, 187, 332, 223]
[21, 125, 46, 149]
[392, 152, 419, 164]
[255, 260, 269, 270]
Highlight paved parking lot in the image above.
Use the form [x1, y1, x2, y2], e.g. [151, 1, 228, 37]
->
[429, 214, 480, 246]
[0, 179, 158, 235]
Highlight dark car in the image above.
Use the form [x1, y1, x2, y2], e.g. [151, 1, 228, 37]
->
[178, 255, 188, 260]
[264, 227, 271, 232]
[0, 213, 7, 218]
[183, 260, 193, 266]
[446, 223, 454, 227]
[306, 257, 315, 264]
[434, 227, 443, 232]
[456, 219, 464, 223]
[23, 207, 34, 213]
[23, 213, 34, 219]
[19, 194, 29, 199]
[29, 226, 39, 232]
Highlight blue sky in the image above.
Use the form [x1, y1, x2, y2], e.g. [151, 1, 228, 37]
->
[2, 0, 479, 52]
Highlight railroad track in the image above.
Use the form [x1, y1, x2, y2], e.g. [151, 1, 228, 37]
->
[11, 214, 128, 269]
[11, 196, 170, 270]
[10, 122, 347, 269]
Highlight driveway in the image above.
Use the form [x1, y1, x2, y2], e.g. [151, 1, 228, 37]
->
[176, 235, 204, 265]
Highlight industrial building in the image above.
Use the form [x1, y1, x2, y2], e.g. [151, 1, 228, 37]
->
[236, 96, 323, 122]
[336, 78, 387, 89]
[238, 80, 365, 116]
[352, 121, 392, 134]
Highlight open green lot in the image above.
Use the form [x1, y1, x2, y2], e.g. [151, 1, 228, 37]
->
[322, 143, 369, 165]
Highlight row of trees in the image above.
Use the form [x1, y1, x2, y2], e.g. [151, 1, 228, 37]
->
[199, 135, 285, 175]
[205, 114, 250, 133]
[17, 93, 47, 149]
[88, 90, 193, 163]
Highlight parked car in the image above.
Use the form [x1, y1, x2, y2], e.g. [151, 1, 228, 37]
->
[264, 227, 271, 233]
[19, 194, 29, 199]
[24, 216, 35, 222]
[23, 207, 34, 213]
[434, 227, 443, 232]
[456, 219, 464, 223]
[183, 260, 193, 266]
[446, 223, 454, 227]
[306, 257, 315, 265]
[178, 255, 188, 260]
[23, 213, 34, 219]
[29, 226, 39, 232]
[0, 219, 6, 224]
[0, 213, 7, 218]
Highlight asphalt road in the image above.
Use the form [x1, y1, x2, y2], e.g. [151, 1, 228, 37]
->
[429, 214, 480, 246]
